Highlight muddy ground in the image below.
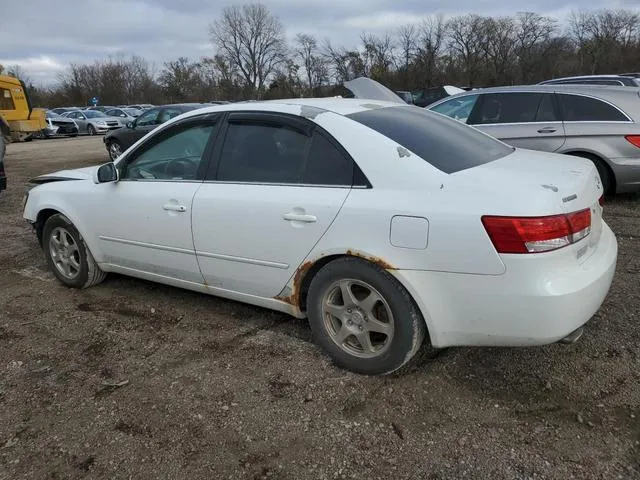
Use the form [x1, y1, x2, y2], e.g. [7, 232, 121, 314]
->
[0, 136, 639, 480]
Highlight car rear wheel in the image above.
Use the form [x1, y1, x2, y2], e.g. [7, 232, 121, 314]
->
[307, 257, 426, 375]
[108, 140, 123, 160]
[43, 214, 106, 289]
[87, 124, 96, 136]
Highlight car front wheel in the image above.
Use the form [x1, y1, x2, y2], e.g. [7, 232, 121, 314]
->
[43, 214, 106, 288]
[307, 257, 426, 375]
[87, 124, 96, 136]
[107, 140, 123, 160]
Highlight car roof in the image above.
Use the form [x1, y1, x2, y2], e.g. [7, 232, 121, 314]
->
[542, 74, 633, 81]
[179, 98, 406, 118]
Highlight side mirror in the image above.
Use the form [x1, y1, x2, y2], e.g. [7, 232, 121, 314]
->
[94, 163, 119, 184]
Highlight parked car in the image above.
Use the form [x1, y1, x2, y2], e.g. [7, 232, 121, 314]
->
[104, 107, 142, 122]
[38, 111, 79, 138]
[61, 110, 125, 135]
[103, 103, 207, 160]
[127, 104, 154, 110]
[23, 95, 616, 375]
[412, 85, 467, 107]
[394, 91, 414, 104]
[86, 106, 116, 113]
[538, 75, 640, 87]
[50, 107, 82, 115]
[428, 84, 640, 194]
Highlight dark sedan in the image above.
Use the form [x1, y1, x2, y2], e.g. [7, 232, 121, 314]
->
[103, 103, 208, 160]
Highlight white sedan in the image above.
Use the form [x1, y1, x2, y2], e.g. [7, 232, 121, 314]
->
[23, 96, 617, 375]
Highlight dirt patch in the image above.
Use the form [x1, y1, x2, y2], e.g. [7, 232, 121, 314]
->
[0, 137, 639, 479]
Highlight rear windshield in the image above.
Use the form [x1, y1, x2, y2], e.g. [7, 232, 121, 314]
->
[346, 106, 513, 174]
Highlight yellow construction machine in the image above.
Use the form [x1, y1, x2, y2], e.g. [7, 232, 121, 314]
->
[0, 74, 46, 143]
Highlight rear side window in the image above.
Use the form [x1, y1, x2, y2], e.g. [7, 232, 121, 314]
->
[470, 93, 558, 124]
[347, 106, 513, 174]
[302, 132, 353, 186]
[558, 94, 628, 122]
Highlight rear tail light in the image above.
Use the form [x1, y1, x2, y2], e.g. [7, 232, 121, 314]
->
[598, 194, 605, 206]
[625, 135, 640, 148]
[482, 208, 591, 254]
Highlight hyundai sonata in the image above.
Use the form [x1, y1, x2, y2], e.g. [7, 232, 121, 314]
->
[23, 98, 617, 374]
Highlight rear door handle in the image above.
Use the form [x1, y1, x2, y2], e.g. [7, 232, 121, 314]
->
[537, 127, 557, 134]
[283, 213, 317, 223]
[163, 203, 187, 212]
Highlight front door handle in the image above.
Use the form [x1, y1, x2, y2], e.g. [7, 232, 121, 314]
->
[283, 213, 317, 223]
[163, 203, 187, 212]
[537, 127, 557, 134]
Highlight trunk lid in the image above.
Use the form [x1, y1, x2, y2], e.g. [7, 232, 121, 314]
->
[450, 148, 604, 263]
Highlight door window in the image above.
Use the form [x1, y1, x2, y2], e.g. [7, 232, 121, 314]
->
[215, 119, 356, 186]
[136, 108, 160, 127]
[122, 122, 216, 181]
[471, 93, 551, 125]
[216, 122, 309, 184]
[430, 95, 479, 123]
[557, 94, 628, 122]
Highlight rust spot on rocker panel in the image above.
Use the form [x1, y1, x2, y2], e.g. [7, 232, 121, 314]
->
[274, 260, 314, 307]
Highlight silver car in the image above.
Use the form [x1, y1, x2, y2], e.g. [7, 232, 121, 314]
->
[427, 85, 640, 194]
[104, 107, 142, 122]
[61, 110, 125, 135]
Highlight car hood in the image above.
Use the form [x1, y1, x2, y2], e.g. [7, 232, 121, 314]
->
[92, 116, 123, 122]
[29, 166, 98, 184]
[343, 77, 406, 103]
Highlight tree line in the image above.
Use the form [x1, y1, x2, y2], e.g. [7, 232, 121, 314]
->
[3, 4, 639, 108]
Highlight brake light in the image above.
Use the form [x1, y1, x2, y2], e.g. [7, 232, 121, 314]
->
[625, 135, 640, 148]
[482, 208, 591, 254]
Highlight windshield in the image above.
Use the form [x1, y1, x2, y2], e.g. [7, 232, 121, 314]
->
[46, 111, 63, 118]
[85, 110, 107, 118]
[346, 106, 513, 174]
[124, 108, 142, 117]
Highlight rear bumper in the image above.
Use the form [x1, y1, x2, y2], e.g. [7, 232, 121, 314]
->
[609, 157, 640, 193]
[392, 222, 618, 348]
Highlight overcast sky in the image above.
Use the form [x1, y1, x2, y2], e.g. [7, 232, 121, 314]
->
[1, 0, 638, 85]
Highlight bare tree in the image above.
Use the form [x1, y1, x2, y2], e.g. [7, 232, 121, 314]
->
[417, 15, 445, 88]
[396, 24, 418, 87]
[446, 15, 487, 87]
[295, 33, 327, 94]
[515, 12, 557, 82]
[210, 3, 287, 95]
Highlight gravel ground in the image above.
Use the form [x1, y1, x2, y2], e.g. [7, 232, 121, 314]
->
[1, 136, 639, 480]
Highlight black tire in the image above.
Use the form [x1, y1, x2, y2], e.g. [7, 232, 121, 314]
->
[307, 257, 427, 375]
[42, 214, 106, 289]
[107, 140, 123, 160]
[87, 124, 96, 136]
[567, 152, 613, 195]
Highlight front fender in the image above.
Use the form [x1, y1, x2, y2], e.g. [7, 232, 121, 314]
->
[24, 189, 105, 263]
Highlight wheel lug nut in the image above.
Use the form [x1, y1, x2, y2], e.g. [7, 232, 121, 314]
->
[358, 325, 363, 331]
[347, 320, 352, 325]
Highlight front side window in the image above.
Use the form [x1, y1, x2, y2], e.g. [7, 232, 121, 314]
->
[136, 108, 160, 127]
[347, 106, 513, 174]
[470, 93, 552, 125]
[122, 122, 216, 181]
[430, 95, 479, 123]
[558, 94, 628, 122]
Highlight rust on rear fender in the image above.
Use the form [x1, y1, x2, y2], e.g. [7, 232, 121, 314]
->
[274, 252, 396, 310]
